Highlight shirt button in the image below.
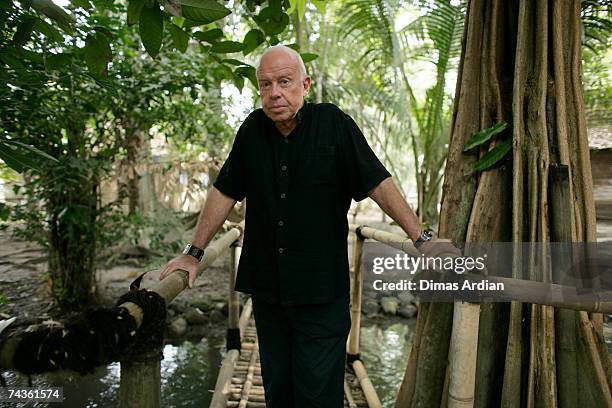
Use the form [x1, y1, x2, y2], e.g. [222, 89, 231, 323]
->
[280, 193, 286, 199]
[284, 139, 289, 144]
[278, 220, 284, 227]
[281, 165, 287, 171]
[278, 248, 284, 254]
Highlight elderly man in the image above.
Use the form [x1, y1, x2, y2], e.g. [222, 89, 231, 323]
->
[161, 45, 452, 407]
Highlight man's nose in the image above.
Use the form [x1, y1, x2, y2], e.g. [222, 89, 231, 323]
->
[270, 83, 281, 97]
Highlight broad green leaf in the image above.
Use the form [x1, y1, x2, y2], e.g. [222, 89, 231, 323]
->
[300, 52, 318, 63]
[71, 0, 92, 10]
[210, 41, 244, 53]
[0, 139, 57, 173]
[94, 25, 114, 39]
[30, 0, 75, 33]
[232, 73, 244, 90]
[473, 139, 512, 171]
[254, 6, 289, 36]
[3, 139, 58, 163]
[139, 3, 163, 58]
[180, 0, 231, 24]
[13, 17, 36, 47]
[0, 51, 24, 68]
[127, 0, 145, 26]
[222, 58, 247, 66]
[286, 43, 299, 51]
[168, 24, 189, 52]
[172, 15, 185, 27]
[286, 0, 296, 15]
[84, 32, 112, 75]
[45, 52, 72, 70]
[243, 29, 264, 55]
[234, 66, 257, 88]
[34, 18, 64, 42]
[297, 0, 305, 21]
[193, 28, 223, 43]
[464, 122, 508, 152]
[311, 0, 326, 14]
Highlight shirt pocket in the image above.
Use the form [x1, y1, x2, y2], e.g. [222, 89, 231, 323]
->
[306, 145, 337, 185]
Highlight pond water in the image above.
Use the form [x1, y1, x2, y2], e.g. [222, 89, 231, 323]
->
[2, 318, 414, 407]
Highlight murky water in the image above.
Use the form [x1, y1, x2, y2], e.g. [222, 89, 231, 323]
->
[2, 320, 412, 407]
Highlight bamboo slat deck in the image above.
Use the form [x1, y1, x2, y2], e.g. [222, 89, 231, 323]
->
[218, 316, 373, 408]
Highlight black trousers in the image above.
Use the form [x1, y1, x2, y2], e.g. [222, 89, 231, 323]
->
[251, 293, 351, 408]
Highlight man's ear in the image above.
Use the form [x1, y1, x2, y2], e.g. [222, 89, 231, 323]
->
[303, 76, 312, 95]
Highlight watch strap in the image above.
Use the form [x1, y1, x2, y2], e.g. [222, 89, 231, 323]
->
[183, 243, 205, 262]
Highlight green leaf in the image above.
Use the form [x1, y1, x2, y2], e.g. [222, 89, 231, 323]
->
[300, 52, 318, 63]
[139, 3, 163, 58]
[84, 32, 112, 75]
[254, 6, 289, 36]
[286, 0, 296, 15]
[193, 28, 223, 43]
[34, 18, 64, 42]
[463, 122, 508, 152]
[0, 139, 57, 174]
[243, 29, 264, 55]
[168, 24, 189, 52]
[45, 52, 72, 70]
[127, 0, 145, 26]
[222, 58, 247, 66]
[13, 17, 36, 47]
[232, 73, 245, 90]
[30, 0, 75, 33]
[180, 0, 231, 24]
[94, 25, 114, 39]
[473, 139, 512, 171]
[0, 50, 24, 68]
[210, 41, 244, 53]
[234, 65, 257, 88]
[311, 0, 326, 14]
[71, 0, 92, 10]
[297, 0, 305, 21]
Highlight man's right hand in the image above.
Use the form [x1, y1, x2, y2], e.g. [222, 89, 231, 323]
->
[159, 254, 200, 288]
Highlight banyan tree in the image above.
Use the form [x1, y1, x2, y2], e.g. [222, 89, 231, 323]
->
[396, 1, 609, 407]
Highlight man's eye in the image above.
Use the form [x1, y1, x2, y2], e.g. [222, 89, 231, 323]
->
[280, 79, 290, 87]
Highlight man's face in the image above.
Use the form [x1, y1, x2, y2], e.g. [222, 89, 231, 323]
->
[257, 50, 311, 124]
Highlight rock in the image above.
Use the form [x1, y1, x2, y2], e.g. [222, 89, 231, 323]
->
[380, 297, 399, 315]
[183, 307, 207, 325]
[362, 298, 380, 315]
[398, 305, 418, 319]
[210, 310, 225, 322]
[186, 325, 207, 338]
[398, 290, 415, 306]
[168, 317, 187, 337]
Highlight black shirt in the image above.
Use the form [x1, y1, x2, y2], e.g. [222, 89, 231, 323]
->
[213, 102, 391, 305]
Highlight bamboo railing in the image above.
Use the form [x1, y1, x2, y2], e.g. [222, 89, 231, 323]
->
[0, 222, 244, 408]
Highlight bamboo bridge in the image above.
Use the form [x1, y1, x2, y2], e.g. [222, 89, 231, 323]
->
[1, 219, 612, 407]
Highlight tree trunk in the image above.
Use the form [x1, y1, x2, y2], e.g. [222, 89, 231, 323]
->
[395, 1, 607, 407]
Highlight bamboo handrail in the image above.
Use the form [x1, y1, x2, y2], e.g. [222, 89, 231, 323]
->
[0, 222, 244, 371]
[352, 359, 382, 408]
[348, 224, 612, 313]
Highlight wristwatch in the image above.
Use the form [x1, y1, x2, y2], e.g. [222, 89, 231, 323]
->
[413, 229, 434, 250]
[183, 243, 205, 262]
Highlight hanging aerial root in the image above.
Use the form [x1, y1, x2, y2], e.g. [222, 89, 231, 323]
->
[7, 289, 166, 375]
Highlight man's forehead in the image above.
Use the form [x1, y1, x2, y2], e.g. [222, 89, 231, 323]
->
[256, 64, 298, 79]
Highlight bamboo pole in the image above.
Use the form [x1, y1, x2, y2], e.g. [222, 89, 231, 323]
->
[238, 340, 259, 408]
[352, 360, 382, 408]
[210, 349, 240, 408]
[348, 230, 364, 356]
[119, 352, 161, 408]
[344, 378, 358, 408]
[229, 245, 241, 331]
[447, 301, 480, 408]
[209, 298, 252, 408]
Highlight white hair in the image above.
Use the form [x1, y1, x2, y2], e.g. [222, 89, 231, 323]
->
[256, 45, 307, 79]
